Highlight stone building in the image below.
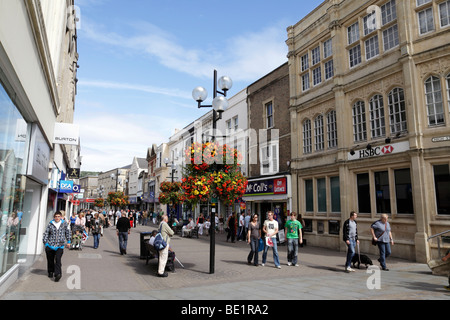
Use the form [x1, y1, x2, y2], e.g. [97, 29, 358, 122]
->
[287, 0, 450, 262]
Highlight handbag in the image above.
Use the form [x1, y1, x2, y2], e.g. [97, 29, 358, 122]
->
[372, 221, 387, 246]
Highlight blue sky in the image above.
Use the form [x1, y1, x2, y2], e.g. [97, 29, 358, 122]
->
[74, 0, 324, 172]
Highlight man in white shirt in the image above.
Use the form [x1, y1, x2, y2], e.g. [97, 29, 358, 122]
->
[262, 211, 281, 269]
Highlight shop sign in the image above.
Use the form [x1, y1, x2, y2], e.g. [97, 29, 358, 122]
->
[59, 180, 74, 193]
[245, 177, 288, 196]
[27, 124, 51, 184]
[348, 141, 409, 161]
[53, 123, 80, 146]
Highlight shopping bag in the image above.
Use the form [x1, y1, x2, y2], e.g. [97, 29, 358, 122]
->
[258, 238, 264, 252]
[265, 237, 274, 247]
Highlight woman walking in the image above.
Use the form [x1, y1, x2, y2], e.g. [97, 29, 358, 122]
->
[91, 213, 104, 249]
[247, 214, 261, 266]
[43, 211, 71, 282]
[226, 212, 236, 243]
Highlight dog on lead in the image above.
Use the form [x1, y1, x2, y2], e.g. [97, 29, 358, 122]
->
[351, 254, 373, 269]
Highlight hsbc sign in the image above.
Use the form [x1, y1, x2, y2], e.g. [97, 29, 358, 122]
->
[348, 141, 409, 161]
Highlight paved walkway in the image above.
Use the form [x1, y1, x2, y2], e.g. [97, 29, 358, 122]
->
[1, 223, 449, 300]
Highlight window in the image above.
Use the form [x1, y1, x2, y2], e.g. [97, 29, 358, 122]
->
[323, 39, 333, 58]
[375, 171, 391, 213]
[226, 120, 232, 134]
[395, 168, 414, 214]
[327, 110, 338, 148]
[265, 101, 274, 128]
[369, 94, 386, 138]
[365, 35, 380, 60]
[434, 164, 450, 215]
[317, 178, 327, 212]
[312, 67, 322, 86]
[303, 119, 312, 154]
[418, 7, 435, 34]
[305, 179, 314, 212]
[260, 142, 279, 175]
[302, 73, 310, 91]
[383, 24, 399, 51]
[233, 116, 239, 131]
[425, 76, 444, 126]
[324, 60, 334, 80]
[357, 173, 371, 213]
[352, 101, 367, 142]
[382, 0, 397, 25]
[440, 1, 450, 27]
[349, 44, 362, 68]
[363, 11, 378, 35]
[301, 53, 309, 72]
[447, 73, 450, 111]
[312, 46, 321, 65]
[330, 176, 341, 212]
[388, 88, 407, 133]
[417, 0, 432, 7]
[348, 21, 360, 44]
[314, 115, 324, 151]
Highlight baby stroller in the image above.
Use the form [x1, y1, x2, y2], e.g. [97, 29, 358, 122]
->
[71, 225, 84, 250]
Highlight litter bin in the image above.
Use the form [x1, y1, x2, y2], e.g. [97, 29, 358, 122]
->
[140, 232, 152, 259]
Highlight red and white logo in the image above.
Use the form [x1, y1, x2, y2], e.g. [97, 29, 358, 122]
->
[381, 145, 394, 154]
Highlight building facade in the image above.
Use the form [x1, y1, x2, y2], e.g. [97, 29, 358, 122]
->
[287, 0, 450, 262]
[0, 0, 79, 293]
[244, 63, 292, 225]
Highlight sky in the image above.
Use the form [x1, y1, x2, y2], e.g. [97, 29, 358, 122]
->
[74, 0, 324, 172]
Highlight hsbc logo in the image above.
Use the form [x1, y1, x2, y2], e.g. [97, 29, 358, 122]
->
[381, 145, 394, 154]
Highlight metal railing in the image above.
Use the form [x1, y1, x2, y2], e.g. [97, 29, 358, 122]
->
[428, 230, 450, 258]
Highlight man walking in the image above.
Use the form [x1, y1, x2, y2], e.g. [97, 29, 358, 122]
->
[262, 211, 281, 269]
[158, 214, 174, 277]
[116, 212, 131, 255]
[285, 212, 303, 266]
[343, 211, 359, 272]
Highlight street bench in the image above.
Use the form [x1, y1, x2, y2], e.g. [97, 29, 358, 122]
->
[143, 240, 176, 272]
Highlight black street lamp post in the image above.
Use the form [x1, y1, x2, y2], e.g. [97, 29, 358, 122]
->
[192, 69, 232, 274]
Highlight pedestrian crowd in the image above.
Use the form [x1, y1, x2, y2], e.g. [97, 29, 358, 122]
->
[41, 208, 450, 290]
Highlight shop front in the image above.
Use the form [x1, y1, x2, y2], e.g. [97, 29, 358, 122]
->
[242, 175, 292, 226]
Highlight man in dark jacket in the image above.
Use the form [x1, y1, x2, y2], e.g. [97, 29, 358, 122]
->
[343, 211, 359, 272]
[116, 212, 130, 255]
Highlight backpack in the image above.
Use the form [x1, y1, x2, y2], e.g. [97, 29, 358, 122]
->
[153, 225, 167, 251]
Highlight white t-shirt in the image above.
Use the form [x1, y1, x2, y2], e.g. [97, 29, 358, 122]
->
[264, 219, 279, 238]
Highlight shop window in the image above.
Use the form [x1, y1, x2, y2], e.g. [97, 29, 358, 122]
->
[433, 164, 450, 215]
[395, 168, 414, 214]
[330, 176, 341, 213]
[317, 178, 327, 212]
[302, 219, 313, 232]
[357, 173, 371, 213]
[305, 179, 314, 212]
[375, 171, 391, 213]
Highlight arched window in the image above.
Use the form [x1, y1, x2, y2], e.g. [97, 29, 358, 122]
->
[388, 88, 407, 133]
[327, 110, 338, 148]
[425, 76, 444, 126]
[369, 94, 385, 138]
[303, 119, 312, 154]
[352, 101, 367, 142]
[314, 115, 324, 151]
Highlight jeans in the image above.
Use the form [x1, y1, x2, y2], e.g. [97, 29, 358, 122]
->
[377, 242, 391, 269]
[262, 237, 280, 267]
[247, 238, 259, 265]
[118, 231, 128, 253]
[93, 233, 101, 249]
[345, 239, 356, 268]
[287, 238, 299, 265]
